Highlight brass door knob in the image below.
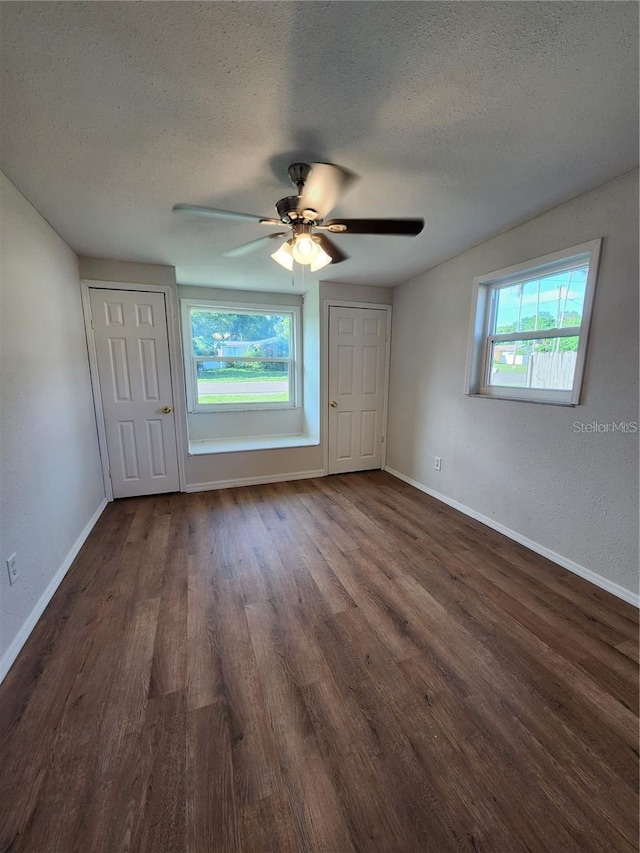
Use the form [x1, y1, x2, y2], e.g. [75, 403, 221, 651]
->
[329, 400, 338, 408]
[161, 405, 173, 414]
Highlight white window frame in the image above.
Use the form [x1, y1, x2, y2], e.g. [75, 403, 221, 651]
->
[181, 300, 301, 413]
[465, 239, 602, 406]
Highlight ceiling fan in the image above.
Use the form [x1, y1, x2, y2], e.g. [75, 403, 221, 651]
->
[172, 162, 424, 272]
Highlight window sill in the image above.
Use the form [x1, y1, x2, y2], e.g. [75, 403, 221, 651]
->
[188, 434, 319, 456]
[190, 403, 297, 414]
[466, 392, 576, 407]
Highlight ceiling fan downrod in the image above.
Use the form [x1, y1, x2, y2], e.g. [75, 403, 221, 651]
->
[288, 162, 312, 193]
[277, 163, 319, 224]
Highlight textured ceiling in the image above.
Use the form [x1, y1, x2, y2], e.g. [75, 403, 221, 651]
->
[1, 2, 638, 292]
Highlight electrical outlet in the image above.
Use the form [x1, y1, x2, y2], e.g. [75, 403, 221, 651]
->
[434, 456, 442, 471]
[6, 553, 18, 585]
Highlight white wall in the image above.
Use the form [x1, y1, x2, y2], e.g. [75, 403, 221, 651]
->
[0, 175, 106, 677]
[320, 281, 393, 306]
[79, 257, 176, 288]
[387, 170, 639, 601]
[303, 282, 321, 442]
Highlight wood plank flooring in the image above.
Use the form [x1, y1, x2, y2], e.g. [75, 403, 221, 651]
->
[0, 471, 638, 852]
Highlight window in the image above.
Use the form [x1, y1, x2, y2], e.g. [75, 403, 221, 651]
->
[181, 301, 300, 412]
[466, 239, 601, 405]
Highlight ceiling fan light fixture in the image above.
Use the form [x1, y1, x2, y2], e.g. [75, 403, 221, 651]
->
[271, 240, 294, 270]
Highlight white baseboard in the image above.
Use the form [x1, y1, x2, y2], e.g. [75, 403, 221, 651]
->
[185, 469, 326, 493]
[0, 498, 109, 685]
[385, 467, 639, 608]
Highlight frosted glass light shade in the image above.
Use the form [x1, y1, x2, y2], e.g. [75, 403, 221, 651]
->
[271, 241, 294, 270]
[310, 242, 332, 271]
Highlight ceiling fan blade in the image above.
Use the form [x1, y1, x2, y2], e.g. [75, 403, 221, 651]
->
[324, 218, 424, 236]
[298, 163, 357, 220]
[315, 233, 349, 264]
[224, 232, 289, 258]
[173, 203, 269, 223]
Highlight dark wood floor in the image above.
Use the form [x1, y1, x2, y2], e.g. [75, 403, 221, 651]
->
[0, 472, 638, 852]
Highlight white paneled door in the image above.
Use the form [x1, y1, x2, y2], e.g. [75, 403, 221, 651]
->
[89, 289, 180, 498]
[328, 306, 389, 475]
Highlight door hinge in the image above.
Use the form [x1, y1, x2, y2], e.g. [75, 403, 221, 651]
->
[382, 435, 385, 443]
[91, 320, 95, 330]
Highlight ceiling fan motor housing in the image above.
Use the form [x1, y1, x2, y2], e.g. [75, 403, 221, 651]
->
[275, 195, 299, 224]
[275, 195, 317, 225]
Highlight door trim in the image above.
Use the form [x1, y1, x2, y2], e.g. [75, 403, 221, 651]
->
[322, 299, 392, 476]
[80, 279, 188, 499]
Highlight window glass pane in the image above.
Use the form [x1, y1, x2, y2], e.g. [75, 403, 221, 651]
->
[196, 361, 291, 405]
[190, 310, 291, 358]
[494, 266, 588, 333]
[489, 337, 579, 391]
